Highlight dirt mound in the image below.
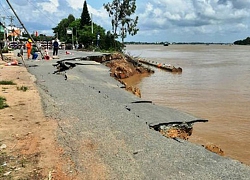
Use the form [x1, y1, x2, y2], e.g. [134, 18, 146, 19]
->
[204, 144, 225, 156]
[105, 53, 154, 97]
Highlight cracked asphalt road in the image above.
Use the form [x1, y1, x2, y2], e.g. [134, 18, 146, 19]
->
[25, 50, 250, 179]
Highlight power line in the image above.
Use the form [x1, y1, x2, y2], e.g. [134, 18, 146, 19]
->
[0, 1, 10, 21]
[0, 1, 11, 15]
[2, 0, 58, 29]
[0, 1, 21, 27]
[25, 0, 59, 26]
[7, 15, 14, 26]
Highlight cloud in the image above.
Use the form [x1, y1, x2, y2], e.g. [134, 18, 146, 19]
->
[136, 0, 250, 37]
[10, 0, 28, 6]
[88, 5, 110, 28]
[2, 0, 250, 42]
[218, 0, 250, 9]
[37, 0, 59, 13]
[141, 0, 249, 27]
[66, 0, 83, 10]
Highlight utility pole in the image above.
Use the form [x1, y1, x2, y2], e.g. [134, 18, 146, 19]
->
[91, 13, 93, 34]
[7, 15, 14, 42]
[5, 0, 44, 57]
[72, 27, 74, 49]
[0, 15, 3, 59]
[91, 13, 93, 46]
[5, 1, 33, 42]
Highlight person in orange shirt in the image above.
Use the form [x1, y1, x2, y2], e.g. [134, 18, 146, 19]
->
[26, 39, 32, 59]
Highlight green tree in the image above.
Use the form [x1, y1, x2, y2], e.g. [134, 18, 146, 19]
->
[68, 14, 75, 23]
[53, 14, 76, 42]
[69, 19, 81, 44]
[53, 11, 123, 51]
[104, 0, 139, 43]
[80, 1, 91, 28]
[103, 31, 123, 51]
[0, 32, 4, 40]
[234, 37, 250, 45]
[77, 23, 105, 48]
[0, 22, 5, 40]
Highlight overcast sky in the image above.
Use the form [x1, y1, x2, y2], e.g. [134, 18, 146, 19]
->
[1, 0, 250, 43]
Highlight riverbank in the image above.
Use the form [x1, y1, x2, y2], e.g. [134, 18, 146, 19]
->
[1, 50, 250, 179]
[125, 44, 250, 166]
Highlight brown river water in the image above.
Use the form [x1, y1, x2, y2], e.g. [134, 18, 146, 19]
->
[124, 44, 250, 166]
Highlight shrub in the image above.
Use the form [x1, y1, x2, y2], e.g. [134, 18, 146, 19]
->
[0, 96, 9, 109]
[17, 86, 28, 92]
[0, 80, 16, 85]
[1, 47, 9, 53]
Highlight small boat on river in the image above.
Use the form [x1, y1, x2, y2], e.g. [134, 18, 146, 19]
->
[163, 42, 169, 46]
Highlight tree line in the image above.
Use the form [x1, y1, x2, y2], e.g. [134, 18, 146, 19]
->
[0, 0, 139, 52]
[52, 0, 139, 51]
[234, 37, 250, 45]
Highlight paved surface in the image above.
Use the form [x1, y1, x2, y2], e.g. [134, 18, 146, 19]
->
[21, 49, 250, 179]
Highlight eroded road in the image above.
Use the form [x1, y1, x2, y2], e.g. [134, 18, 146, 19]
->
[25, 50, 250, 179]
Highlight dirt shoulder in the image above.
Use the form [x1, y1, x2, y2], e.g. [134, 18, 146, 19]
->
[0, 51, 154, 179]
[0, 60, 70, 179]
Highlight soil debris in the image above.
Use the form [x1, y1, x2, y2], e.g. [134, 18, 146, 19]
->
[204, 143, 225, 156]
[104, 52, 154, 97]
[148, 120, 208, 140]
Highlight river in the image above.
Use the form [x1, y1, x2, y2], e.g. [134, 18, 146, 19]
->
[124, 44, 250, 165]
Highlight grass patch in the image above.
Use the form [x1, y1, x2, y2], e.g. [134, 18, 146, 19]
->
[0, 151, 44, 179]
[1, 87, 8, 91]
[0, 80, 16, 85]
[17, 86, 28, 92]
[0, 152, 8, 175]
[0, 96, 9, 109]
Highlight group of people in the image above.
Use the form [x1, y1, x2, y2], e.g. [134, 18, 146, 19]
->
[25, 38, 59, 60]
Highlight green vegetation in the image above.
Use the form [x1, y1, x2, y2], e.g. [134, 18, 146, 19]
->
[1, 87, 8, 90]
[0, 151, 43, 179]
[0, 152, 8, 175]
[0, 31, 4, 41]
[1, 47, 8, 53]
[17, 86, 28, 92]
[0, 80, 16, 85]
[104, 0, 139, 43]
[52, 0, 138, 51]
[0, 96, 9, 109]
[1, 1, 140, 51]
[81, 1, 91, 27]
[234, 37, 250, 45]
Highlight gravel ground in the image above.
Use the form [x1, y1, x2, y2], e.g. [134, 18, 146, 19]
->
[24, 50, 250, 179]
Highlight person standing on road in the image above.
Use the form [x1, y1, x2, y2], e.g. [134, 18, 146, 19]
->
[26, 39, 32, 59]
[53, 39, 59, 56]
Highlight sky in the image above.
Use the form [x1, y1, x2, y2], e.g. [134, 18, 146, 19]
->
[1, 0, 250, 43]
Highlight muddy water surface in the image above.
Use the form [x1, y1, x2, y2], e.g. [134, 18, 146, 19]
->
[125, 44, 250, 165]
